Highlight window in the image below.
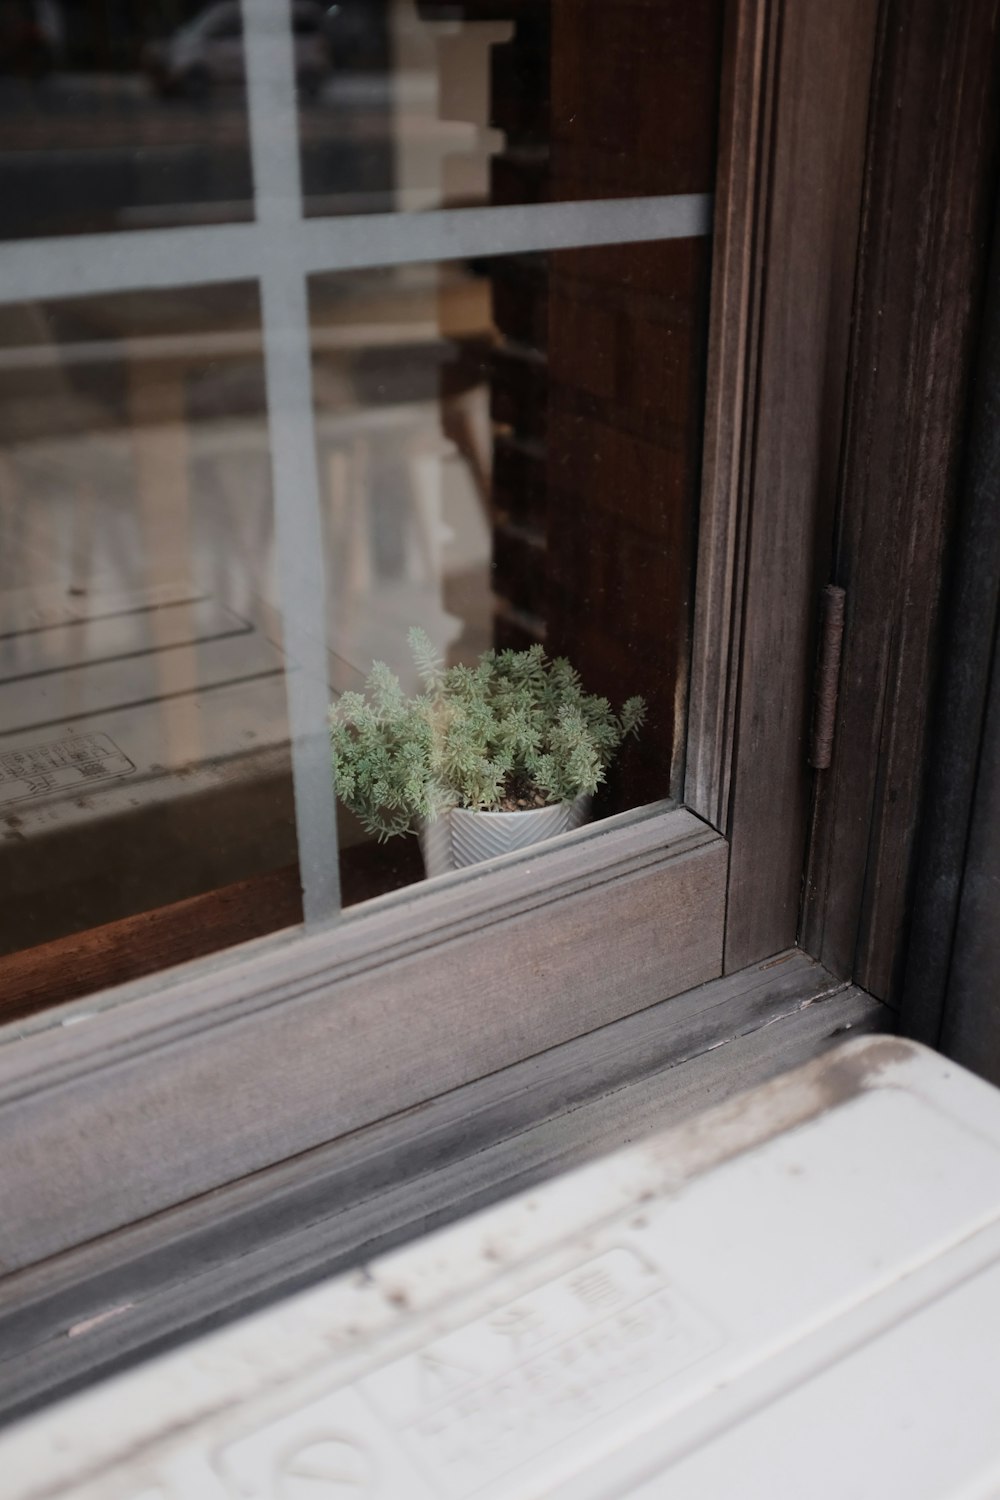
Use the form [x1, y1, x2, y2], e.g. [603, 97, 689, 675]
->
[1, 0, 721, 993]
[0, 0, 894, 1282]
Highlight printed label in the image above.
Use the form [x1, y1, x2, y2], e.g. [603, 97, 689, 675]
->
[213, 1250, 722, 1500]
[0, 733, 135, 806]
[360, 1248, 721, 1496]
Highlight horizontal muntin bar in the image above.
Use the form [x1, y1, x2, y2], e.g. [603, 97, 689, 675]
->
[0, 223, 263, 306]
[0, 194, 712, 307]
[297, 194, 713, 273]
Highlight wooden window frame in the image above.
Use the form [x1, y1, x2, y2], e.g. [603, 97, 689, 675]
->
[2, 0, 997, 1427]
[0, 0, 889, 1277]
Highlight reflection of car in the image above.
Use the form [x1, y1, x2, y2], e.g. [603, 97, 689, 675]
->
[142, 2, 331, 99]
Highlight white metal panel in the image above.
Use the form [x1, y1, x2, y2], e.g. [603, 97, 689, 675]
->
[5, 1037, 1000, 1499]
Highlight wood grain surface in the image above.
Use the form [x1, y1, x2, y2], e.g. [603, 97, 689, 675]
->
[721, 0, 879, 971]
[685, 0, 776, 832]
[0, 949, 885, 1426]
[802, 0, 1000, 999]
[0, 805, 725, 1273]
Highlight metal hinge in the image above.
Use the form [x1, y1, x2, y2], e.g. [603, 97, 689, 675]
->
[808, 585, 846, 770]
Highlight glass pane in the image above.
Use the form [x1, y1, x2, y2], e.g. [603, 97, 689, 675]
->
[0, 283, 301, 984]
[312, 236, 711, 904]
[0, 4, 253, 240]
[299, 0, 722, 216]
[0, 0, 725, 1018]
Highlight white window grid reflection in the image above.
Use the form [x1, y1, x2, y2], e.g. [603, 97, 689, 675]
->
[0, 0, 712, 927]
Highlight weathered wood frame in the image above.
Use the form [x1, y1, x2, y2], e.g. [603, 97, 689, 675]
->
[802, 0, 1000, 1003]
[688, 0, 881, 972]
[1, 804, 725, 1271]
[0, 0, 887, 1279]
[900, 143, 1000, 1074]
[0, 953, 883, 1425]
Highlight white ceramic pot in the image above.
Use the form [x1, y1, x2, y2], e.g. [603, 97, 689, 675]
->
[418, 794, 592, 878]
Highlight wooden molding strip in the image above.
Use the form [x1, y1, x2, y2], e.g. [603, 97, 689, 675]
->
[0, 805, 726, 1273]
[686, 0, 778, 832]
[720, 0, 879, 971]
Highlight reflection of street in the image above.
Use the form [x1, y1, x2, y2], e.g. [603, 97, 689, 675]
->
[0, 72, 251, 145]
[0, 0, 509, 235]
[0, 72, 256, 235]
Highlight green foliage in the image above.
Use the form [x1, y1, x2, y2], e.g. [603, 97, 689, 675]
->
[329, 629, 646, 840]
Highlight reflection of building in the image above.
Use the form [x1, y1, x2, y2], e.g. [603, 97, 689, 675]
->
[429, 0, 721, 804]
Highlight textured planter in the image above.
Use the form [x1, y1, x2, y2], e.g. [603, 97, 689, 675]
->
[418, 794, 592, 878]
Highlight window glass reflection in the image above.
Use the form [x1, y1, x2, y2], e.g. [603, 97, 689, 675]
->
[0, 2, 723, 240]
[300, 0, 722, 217]
[0, 0, 725, 1017]
[311, 240, 711, 903]
[0, 283, 300, 981]
[0, 2, 254, 239]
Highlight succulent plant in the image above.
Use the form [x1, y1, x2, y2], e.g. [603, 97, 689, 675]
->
[329, 628, 646, 840]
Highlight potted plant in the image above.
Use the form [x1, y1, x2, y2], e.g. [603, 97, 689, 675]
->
[329, 628, 646, 877]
